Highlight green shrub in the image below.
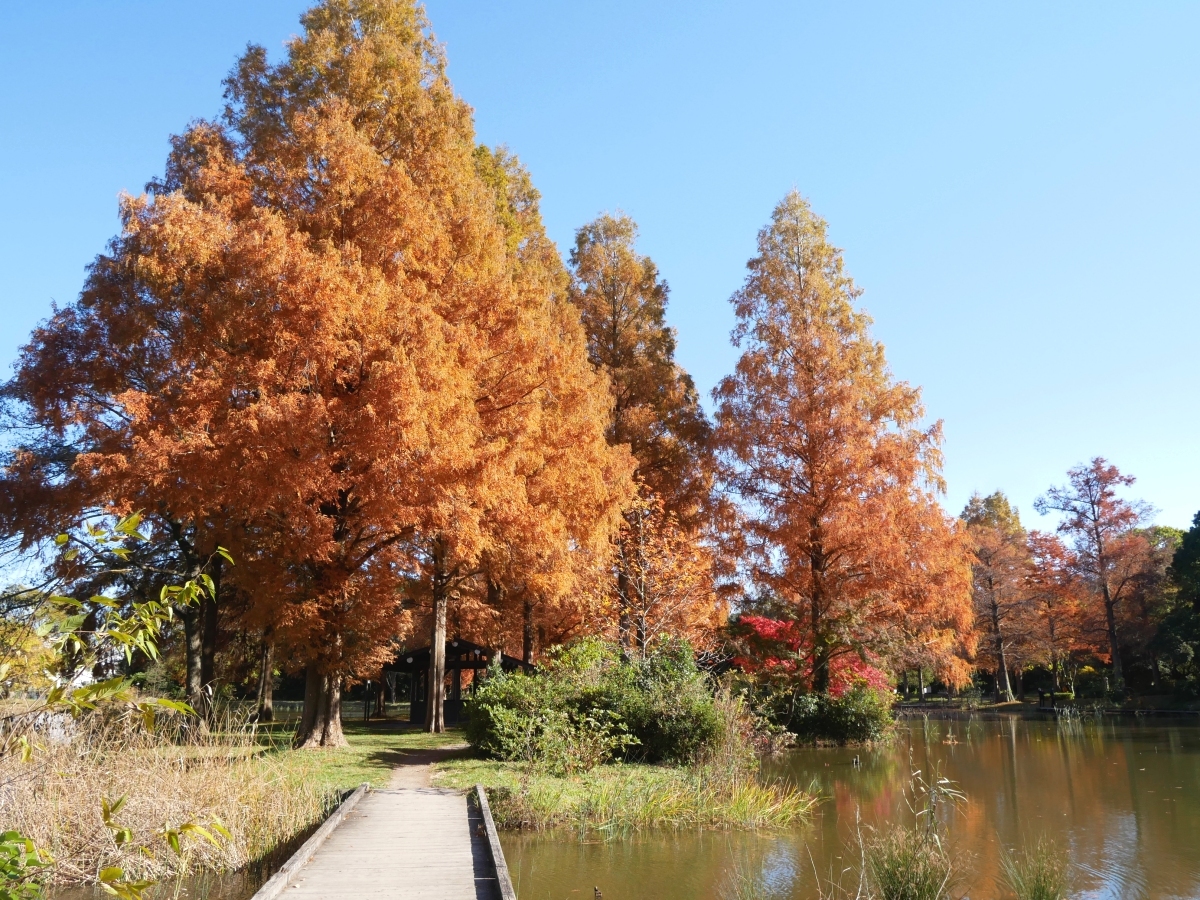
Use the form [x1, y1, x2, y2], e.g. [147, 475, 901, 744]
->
[787, 683, 894, 744]
[466, 637, 720, 769]
[605, 639, 721, 763]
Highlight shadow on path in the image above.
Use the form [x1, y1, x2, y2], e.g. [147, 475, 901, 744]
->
[383, 743, 473, 788]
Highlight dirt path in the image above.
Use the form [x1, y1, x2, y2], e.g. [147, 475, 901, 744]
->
[388, 742, 471, 789]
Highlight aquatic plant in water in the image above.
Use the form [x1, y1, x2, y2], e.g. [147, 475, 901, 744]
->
[860, 764, 965, 900]
[1000, 837, 1070, 900]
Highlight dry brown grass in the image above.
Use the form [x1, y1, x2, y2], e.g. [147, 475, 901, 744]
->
[0, 707, 337, 886]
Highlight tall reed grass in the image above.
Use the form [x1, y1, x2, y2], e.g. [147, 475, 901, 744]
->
[475, 764, 816, 833]
[862, 827, 957, 900]
[0, 704, 336, 886]
[1000, 837, 1070, 900]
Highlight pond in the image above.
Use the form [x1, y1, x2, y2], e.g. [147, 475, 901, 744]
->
[500, 714, 1200, 899]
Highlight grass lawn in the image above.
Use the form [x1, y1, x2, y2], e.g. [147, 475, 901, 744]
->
[255, 719, 469, 796]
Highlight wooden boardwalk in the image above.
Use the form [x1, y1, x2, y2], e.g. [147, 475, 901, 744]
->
[253, 786, 514, 900]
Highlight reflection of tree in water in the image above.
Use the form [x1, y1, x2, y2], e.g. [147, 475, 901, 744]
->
[507, 718, 1200, 900]
[766, 717, 1200, 899]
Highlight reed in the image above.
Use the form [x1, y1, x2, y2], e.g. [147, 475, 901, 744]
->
[862, 827, 957, 900]
[0, 705, 337, 886]
[437, 757, 816, 833]
[1000, 837, 1070, 900]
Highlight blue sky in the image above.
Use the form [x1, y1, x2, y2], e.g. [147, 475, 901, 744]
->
[0, 2, 1196, 528]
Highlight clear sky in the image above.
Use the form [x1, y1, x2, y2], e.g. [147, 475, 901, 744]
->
[0, 2, 1196, 529]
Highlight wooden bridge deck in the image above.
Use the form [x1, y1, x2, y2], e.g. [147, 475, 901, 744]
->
[255, 786, 512, 900]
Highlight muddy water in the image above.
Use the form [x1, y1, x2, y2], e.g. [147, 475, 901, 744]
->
[47, 870, 259, 900]
[500, 715, 1200, 899]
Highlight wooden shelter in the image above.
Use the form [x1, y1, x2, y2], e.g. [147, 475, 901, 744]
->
[384, 638, 533, 725]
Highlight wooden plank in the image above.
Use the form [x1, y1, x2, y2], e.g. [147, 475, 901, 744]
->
[275, 787, 498, 900]
[475, 785, 517, 900]
[250, 783, 369, 900]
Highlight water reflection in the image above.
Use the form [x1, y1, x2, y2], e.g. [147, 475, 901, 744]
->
[47, 870, 258, 900]
[501, 715, 1200, 899]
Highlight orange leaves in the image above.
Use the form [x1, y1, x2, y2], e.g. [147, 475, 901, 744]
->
[611, 492, 725, 656]
[713, 191, 972, 692]
[4, 0, 632, 688]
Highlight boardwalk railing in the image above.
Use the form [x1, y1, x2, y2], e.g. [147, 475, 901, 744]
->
[251, 783, 370, 900]
[475, 784, 517, 900]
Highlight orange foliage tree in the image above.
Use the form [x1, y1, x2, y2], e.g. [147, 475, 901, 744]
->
[609, 494, 723, 656]
[567, 214, 719, 649]
[962, 492, 1034, 701]
[1024, 531, 1092, 695]
[1, 0, 630, 743]
[1035, 458, 1154, 693]
[712, 192, 972, 694]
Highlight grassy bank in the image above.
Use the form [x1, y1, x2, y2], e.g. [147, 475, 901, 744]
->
[8, 703, 809, 887]
[3, 714, 461, 886]
[434, 757, 817, 833]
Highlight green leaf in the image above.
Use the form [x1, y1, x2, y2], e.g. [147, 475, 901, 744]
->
[102, 795, 128, 820]
[210, 818, 232, 841]
[116, 511, 143, 536]
[149, 699, 195, 715]
[99, 866, 124, 883]
[54, 533, 70, 545]
[179, 823, 219, 847]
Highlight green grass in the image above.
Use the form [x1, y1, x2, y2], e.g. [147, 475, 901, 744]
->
[254, 720, 467, 795]
[864, 828, 957, 900]
[1000, 838, 1070, 900]
[433, 756, 816, 833]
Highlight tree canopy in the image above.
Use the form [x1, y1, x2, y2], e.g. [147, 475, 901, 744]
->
[1, 0, 632, 742]
[712, 191, 972, 693]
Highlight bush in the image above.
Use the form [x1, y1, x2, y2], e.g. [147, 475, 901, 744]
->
[466, 637, 720, 770]
[777, 683, 893, 744]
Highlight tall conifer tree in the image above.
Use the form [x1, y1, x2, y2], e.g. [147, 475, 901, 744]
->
[712, 192, 972, 693]
[1, 0, 631, 742]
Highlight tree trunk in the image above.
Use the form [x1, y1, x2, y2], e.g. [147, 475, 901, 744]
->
[901, 669, 910, 698]
[255, 634, 274, 723]
[1015, 667, 1025, 701]
[810, 538, 830, 694]
[918, 667, 925, 701]
[992, 601, 1014, 702]
[425, 567, 448, 733]
[295, 664, 347, 748]
[616, 566, 633, 651]
[1101, 583, 1125, 692]
[522, 596, 534, 665]
[182, 606, 203, 706]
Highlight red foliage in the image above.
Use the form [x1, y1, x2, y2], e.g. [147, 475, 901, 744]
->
[731, 614, 891, 697]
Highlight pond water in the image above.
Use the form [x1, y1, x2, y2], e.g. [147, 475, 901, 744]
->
[500, 714, 1200, 900]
